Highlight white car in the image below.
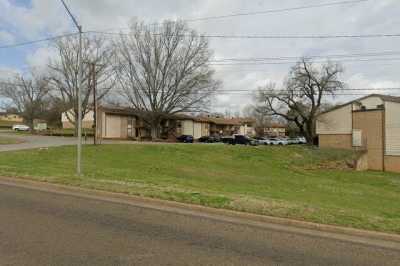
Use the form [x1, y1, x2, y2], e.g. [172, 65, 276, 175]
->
[12, 124, 30, 131]
[254, 137, 271, 145]
[297, 137, 307, 144]
[269, 137, 289, 145]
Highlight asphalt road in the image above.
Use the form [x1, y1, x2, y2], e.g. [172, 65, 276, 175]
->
[0, 181, 399, 266]
[0, 131, 76, 151]
[0, 131, 193, 152]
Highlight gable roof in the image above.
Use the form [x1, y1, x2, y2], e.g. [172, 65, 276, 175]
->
[97, 105, 255, 125]
[319, 94, 400, 116]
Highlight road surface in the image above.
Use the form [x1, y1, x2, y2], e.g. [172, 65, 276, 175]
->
[0, 180, 399, 265]
[0, 131, 200, 152]
[0, 131, 76, 151]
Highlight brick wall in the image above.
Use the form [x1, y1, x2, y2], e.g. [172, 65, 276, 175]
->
[384, 156, 400, 173]
[62, 121, 93, 129]
[319, 134, 352, 149]
[353, 110, 384, 171]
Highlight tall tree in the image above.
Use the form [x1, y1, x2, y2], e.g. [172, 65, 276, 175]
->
[48, 34, 116, 133]
[0, 73, 51, 129]
[115, 20, 220, 139]
[242, 105, 273, 137]
[255, 59, 344, 143]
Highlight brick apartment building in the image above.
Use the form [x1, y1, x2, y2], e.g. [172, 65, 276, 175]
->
[316, 94, 400, 173]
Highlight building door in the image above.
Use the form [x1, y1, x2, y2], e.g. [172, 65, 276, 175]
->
[127, 117, 136, 138]
[105, 115, 121, 138]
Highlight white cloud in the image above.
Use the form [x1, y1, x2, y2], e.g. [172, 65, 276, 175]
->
[1, 0, 399, 112]
[25, 46, 57, 73]
[0, 30, 15, 43]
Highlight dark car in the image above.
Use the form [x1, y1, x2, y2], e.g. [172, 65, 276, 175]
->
[221, 136, 234, 144]
[199, 135, 221, 143]
[176, 135, 194, 143]
[227, 135, 258, 146]
[198, 136, 210, 143]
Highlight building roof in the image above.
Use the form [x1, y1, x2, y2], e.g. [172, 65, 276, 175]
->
[319, 94, 400, 116]
[98, 105, 255, 126]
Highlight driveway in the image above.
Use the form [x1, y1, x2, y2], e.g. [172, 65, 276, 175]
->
[0, 178, 399, 266]
[0, 131, 77, 152]
[0, 130, 209, 152]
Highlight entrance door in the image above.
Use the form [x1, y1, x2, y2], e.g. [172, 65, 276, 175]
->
[105, 115, 121, 138]
[127, 117, 136, 138]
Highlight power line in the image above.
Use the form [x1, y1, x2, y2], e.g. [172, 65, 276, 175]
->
[186, 0, 369, 22]
[211, 50, 400, 62]
[87, 0, 369, 32]
[1, 28, 399, 51]
[212, 88, 400, 92]
[89, 30, 400, 40]
[1, 49, 400, 74]
[2, 80, 399, 94]
[210, 57, 400, 66]
[0, 32, 79, 49]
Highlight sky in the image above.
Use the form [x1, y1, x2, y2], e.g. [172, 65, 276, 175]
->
[0, 0, 400, 114]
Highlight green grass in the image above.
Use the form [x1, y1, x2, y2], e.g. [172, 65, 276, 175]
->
[0, 144, 399, 234]
[0, 120, 17, 128]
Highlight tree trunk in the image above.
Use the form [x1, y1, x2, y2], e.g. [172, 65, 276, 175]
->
[26, 117, 34, 132]
[74, 112, 79, 137]
[304, 120, 315, 145]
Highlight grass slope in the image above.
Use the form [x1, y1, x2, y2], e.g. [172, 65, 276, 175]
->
[0, 144, 399, 233]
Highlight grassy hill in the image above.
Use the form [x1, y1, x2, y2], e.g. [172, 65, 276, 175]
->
[0, 144, 399, 233]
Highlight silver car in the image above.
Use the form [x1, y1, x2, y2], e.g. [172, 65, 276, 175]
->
[269, 137, 289, 145]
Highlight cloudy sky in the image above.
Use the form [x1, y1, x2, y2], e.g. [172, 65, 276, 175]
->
[1, 0, 399, 114]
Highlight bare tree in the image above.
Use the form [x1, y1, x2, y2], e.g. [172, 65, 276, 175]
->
[255, 59, 344, 144]
[0, 73, 51, 129]
[48, 34, 116, 133]
[115, 20, 220, 139]
[242, 105, 273, 137]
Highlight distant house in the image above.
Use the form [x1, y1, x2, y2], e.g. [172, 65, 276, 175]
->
[175, 115, 210, 139]
[0, 112, 23, 123]
[204, 117, 255, 136]
[316, 94, 400, 173]
[62, 106, 256, 140]
[262, 123, 286, 137]
[62, 110, 94, 129]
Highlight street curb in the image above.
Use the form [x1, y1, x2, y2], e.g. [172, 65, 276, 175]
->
[1, 176, 399, 249]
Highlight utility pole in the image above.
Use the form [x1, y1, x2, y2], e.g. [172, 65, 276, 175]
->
[91, 62, 97, 145]
[60, 0, 83, 175]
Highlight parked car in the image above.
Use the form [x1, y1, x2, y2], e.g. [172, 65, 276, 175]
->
[269, 137, 289, 145]
[288, 137, 299, 145]
[297, 137, 307, 144]
[176, 135, 194, 143]
[198, 135, 221, 143]
[254, 137, 271, 145]
[221, 136, 234, 144]
[227, 135, 258, 146]
[12, 124, 30, 131]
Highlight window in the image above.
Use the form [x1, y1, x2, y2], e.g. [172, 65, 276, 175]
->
[352, 130, 362, 147]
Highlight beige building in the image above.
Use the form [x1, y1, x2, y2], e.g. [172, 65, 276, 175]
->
[62, 106, 257, 140]
[206, 117, 255, 136]
[62, 110, 94, 129]
[176, 116, 210, 139]
[263, 124, 286, 137]
[0, 113, 23, 123]
[316, 94, 400, 173]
